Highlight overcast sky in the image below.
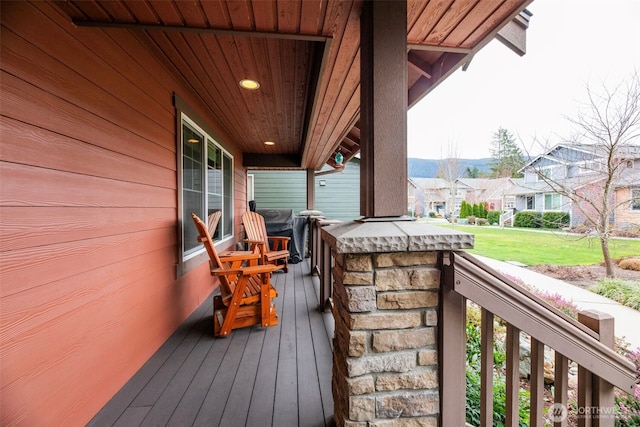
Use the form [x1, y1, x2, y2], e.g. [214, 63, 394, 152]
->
[407, 0, 640, 160]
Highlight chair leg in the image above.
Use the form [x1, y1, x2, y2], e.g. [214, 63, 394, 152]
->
[218, 276, 249, 337]
[260, 273, 270, 327]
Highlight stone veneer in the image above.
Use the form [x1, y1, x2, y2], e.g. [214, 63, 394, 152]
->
[321, 220, 473, 427]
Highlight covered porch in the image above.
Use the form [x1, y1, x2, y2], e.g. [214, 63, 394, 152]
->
[88, 261, 335, 427]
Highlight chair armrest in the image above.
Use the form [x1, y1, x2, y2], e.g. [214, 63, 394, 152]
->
[267, 235, 290, 251]
[218, 251, 261, 263]
[267, 236, 291, 242]
[242, 239, 265, 245]
[211, 264, 275, 276]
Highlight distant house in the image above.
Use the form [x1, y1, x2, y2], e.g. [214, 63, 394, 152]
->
[614, 169, 640, 232]
[409, 178, 453, 216]
[508, 143, 640, 229]
[455, 178, 517, 211]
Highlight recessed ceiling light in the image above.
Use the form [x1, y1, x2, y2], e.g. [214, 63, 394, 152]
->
[187, 138, 199, 144]
[264, 141, 275, 146]
[239, 79, 260, 90]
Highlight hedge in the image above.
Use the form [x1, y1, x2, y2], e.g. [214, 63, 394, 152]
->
[513, 211, 542, 228]
[542, 211, 570, 229]
[487, 211, 500, 225]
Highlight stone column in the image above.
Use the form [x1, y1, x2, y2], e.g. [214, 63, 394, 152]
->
[322, 221, 473, 427]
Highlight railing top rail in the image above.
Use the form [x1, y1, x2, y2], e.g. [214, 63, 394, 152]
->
[445, 251, 637, 393]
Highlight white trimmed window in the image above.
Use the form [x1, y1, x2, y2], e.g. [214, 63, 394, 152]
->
[544, 193, 562, 210]
[631, 188, 640, 211]
[181, 114, 233, 260]
[526, 196, 535, 210]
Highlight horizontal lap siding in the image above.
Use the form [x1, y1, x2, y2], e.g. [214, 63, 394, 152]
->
[0, 2, 234, 425]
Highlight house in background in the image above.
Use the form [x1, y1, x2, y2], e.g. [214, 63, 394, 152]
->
[507, 143, 640, 229]
[455, 177, 517, 211]
[248, 159, 361, 222]
[614, 168, 640, 232]
[409, 178, 452, 216]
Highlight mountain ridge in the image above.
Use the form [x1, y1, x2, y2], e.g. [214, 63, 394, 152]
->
[408, 157, 492, 178]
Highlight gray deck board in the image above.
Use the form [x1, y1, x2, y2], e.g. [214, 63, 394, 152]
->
[89, 261, 334, 427]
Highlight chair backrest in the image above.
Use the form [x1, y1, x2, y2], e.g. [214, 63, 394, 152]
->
[191, 212, 223, 271]
[207, 211, 222, 238]
[242, 211, 269, 247]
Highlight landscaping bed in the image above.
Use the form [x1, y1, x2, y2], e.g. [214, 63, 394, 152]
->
[528, 261, 640, 290]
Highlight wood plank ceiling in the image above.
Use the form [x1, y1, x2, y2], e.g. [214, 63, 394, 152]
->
[55, 0, 532, 170]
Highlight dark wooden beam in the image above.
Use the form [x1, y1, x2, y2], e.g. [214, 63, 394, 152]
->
[360, 0, 407, 218]
[73, 20, 329, 42]
[242, 153, 301, 168]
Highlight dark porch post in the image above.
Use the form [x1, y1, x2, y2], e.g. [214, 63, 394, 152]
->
[360, 0, 408, 218]
[306, 168, 315, 210]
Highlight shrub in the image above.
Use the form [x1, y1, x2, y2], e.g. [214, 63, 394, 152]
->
[542, 211, 570, 229]
[487, 210, 500, 225]
[614, 346, 640, 425]
[619, 257, 640, 271]
[428, 211, 436, 218]
[590, 279, 640, 311]
[460, 201, 471, 218]
[467, 215, 476, 225]
[514, 211, 542, 228]
[476, 218, 487, 226]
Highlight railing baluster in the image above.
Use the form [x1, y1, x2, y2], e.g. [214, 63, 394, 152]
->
[480, 309, 494, 427]
[505, 324, 520, 427]
[554, 352, 569, 427]
[530, 337, 545, 427]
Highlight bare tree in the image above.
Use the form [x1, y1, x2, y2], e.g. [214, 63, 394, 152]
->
[437, 142, 464, 218]
[524, 71, 640, 277]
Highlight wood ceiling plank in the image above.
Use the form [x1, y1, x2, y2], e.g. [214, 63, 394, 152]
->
[123, 1, 162, 24]
[67, 0, 112, 21]
[251, 0, 277, 31]
[226, 0, 254, 30]
[277, 0, 302, 33]
[147, 1, 184, 25]
[200, 0, 233, 28]
[444, 1, 503, 47]
[97, 1, 137, 22]
[426, 0, 479, 45]
[408, 0, 453, 44]
[173, 1, 209, 27]
[466, 0, 529, 46]
[186, 34, 249, 144]
[407, 0, 428, 34]
[300, 0, 327, 35]
[303, 0, 359, 168]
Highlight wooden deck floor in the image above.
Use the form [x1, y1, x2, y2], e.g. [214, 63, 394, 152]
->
[88, 261, 334, 427]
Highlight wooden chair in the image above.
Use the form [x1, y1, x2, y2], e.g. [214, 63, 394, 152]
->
[242, 211, 290, 273]
[191, 212, 278, 337]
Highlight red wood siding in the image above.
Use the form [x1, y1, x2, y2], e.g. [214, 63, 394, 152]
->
[1, 2, 244, 425]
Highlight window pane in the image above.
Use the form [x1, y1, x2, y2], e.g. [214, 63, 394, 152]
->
[632, 189, 640, 210]
[545, 193, 560, 210]
[223, 153, 233, 237]
[207, 140, 222, 240]
[182, 123, 204, 254]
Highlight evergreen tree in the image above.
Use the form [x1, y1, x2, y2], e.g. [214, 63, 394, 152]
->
[489, 127, 525, 178]
[465, 165, 480, 178]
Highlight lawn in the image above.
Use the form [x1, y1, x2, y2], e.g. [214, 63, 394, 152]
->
[438, 224, 640, 266]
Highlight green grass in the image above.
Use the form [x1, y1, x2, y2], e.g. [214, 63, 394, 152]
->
[438, 224, 640, 266]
